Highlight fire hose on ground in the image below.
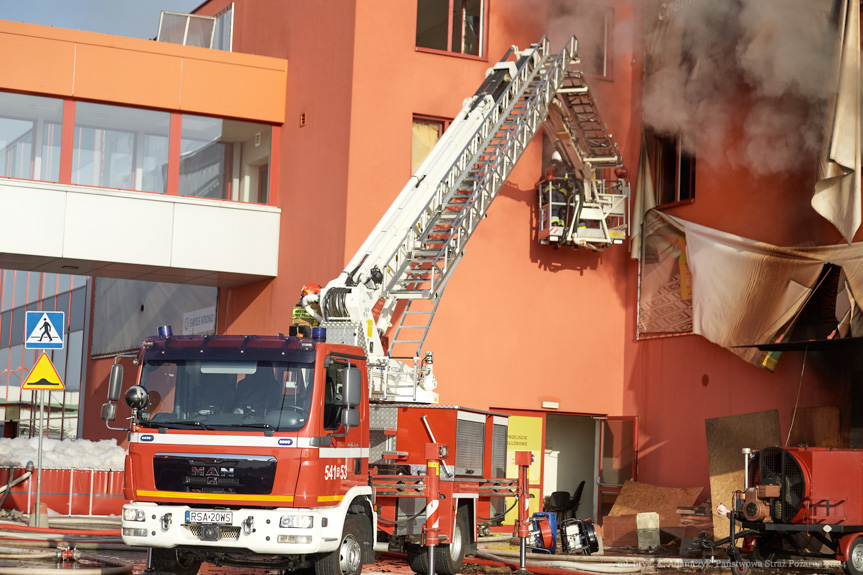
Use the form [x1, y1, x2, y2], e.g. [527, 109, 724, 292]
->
[473, 544, 643, 574]
[0, 466, 131, 575]
[0, 545, 132, 575]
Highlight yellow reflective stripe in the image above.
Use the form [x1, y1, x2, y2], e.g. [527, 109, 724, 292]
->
[317, 495, 345, 503]
[137, 490, 294, 503]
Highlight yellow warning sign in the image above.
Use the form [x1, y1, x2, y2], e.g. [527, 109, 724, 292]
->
[23, 353, 65, 390]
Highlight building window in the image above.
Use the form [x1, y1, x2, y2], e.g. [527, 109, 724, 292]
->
[0, 93, 63, 183]
[258, 164, 269, 205]
[412, 116, 451, 173]
[179, 115, 271, 203]
[646, 128, 695, 206]
[567, 5, 614, 79]
[157, 12, 216, 48]
[212, 4, 234, 52]
[72, 103, 171, 194]
[416, 0, 484, 57]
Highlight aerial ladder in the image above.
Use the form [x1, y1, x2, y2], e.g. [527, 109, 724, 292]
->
[318, 36, 629, 402]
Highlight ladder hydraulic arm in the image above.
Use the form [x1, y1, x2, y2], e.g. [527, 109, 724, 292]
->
[318, 35, 628, 402]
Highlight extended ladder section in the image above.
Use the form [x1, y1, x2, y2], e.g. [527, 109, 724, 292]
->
[321, 35, 628, 399]
[538, 68, 629, 248]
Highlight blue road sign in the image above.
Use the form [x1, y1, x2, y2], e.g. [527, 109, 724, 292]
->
[25, 311, 65, 350]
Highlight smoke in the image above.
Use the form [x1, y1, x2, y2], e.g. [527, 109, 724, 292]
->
[642, 0, 841, 176]
[547, 1, 636, 76]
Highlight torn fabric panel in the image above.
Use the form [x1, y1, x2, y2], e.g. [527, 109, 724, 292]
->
[682, 219, 825, 365]
[812, 0, 861, 242]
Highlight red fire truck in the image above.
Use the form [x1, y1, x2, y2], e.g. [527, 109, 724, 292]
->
[101, 35, 626, 575]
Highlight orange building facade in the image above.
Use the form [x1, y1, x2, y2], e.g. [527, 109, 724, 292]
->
[0, 0, 857, 524]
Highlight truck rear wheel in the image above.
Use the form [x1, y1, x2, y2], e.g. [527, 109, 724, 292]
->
[315, 514, 364, 575]
[151, 548, 201, 575]
[406, 507, 467, 575]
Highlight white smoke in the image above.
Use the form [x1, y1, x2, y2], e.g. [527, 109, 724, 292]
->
[642, 0, 841, 176]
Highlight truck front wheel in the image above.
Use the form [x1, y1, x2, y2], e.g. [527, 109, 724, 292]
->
[845, 536, 863, 575]
[151, 548, 201, 575]
[316, 514, 364, 575]
[406, 507, 467, 575]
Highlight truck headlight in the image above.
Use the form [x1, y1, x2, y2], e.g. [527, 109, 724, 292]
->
[123, 528, 149, 537]
[280, 515, 314, 529]
[123, 508, 146, 522]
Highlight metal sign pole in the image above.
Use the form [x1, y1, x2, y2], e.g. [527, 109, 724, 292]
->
[35, 390, 44, 528]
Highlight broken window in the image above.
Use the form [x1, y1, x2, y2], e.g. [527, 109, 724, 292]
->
[416, 0, 484, 57]
[646, 128, 695, 206]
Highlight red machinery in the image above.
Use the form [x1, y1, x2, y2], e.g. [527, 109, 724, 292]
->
[728, 446, 863, 575]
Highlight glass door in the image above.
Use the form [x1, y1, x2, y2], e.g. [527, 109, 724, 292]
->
[595, 416, 637, 523]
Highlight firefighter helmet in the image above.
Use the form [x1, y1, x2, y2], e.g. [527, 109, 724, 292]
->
[301, 283, 321, 298]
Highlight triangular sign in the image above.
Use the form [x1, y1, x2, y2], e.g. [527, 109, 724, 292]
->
[23, 353, 65, 390]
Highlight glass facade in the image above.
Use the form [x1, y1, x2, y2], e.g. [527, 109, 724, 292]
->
[73, 103, 171, 193]
[0, 271, 88, 439]
[0, 92, 63, 183]
[180, 115, 272, 203]
[0, 91, 272, 205]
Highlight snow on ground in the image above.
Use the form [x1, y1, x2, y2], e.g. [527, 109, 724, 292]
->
[0, 437, 126, 470]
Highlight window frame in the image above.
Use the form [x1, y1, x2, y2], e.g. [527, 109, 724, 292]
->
[646, 128, 696, 207]
[0, 91, 278, 206]
[589, 6, 615, 81]
[411, 115, 452, 174]
[415, 0, 488, 60]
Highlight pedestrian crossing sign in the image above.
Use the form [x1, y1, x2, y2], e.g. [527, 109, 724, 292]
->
[23, 353, 65, 391]
[25, 311, 65, 350]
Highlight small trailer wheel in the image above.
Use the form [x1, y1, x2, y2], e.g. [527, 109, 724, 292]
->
[728, 545, 750, 575]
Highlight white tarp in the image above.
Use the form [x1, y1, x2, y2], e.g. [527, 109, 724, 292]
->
[639, 210, 863, 367]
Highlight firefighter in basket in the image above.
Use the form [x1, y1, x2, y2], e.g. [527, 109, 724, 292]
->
[541, 151, 591, 236]
[544, 151, 568, 227]
[292, 282, 323, 336]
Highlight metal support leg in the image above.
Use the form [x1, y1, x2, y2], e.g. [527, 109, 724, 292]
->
[142, 548, 155, 574]
[513, 451, 533, 575]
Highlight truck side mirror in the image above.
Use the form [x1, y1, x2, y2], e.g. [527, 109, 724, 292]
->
[341, 408, 360, 428]
[100, 402, 116, 422]
[342, 366, 362, 408]
[107, 363, 124, 402]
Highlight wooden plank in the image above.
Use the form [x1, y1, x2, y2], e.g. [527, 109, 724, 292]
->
[602, 514, 638, 548]
[705, 410, 780, 542]
[608, 480, 703, 528]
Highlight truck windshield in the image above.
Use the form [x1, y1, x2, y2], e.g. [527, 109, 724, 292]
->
[139, 359, 314, 432]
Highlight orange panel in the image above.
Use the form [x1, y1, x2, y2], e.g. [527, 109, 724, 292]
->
[74, 44, 183, 109]
[0, 20, 286, 124]
[182, 57, 287, 123]
[0, 32, 74, 96]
